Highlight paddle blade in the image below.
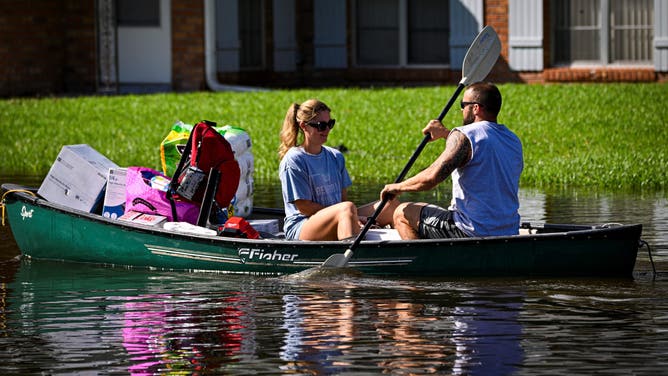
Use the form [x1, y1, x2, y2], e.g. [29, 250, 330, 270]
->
[320, 249, 354, 268]
[460, 25, 501, 86]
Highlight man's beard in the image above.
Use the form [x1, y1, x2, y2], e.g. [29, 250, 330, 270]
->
[462, 111, 475, 125]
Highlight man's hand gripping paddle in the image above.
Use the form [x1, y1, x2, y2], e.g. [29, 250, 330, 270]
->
[320, 26, 501, 269]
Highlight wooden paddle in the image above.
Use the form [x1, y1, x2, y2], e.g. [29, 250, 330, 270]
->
[320, 25, 502, 268]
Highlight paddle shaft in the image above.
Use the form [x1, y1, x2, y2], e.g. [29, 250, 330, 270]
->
[346, 83, 466, 252]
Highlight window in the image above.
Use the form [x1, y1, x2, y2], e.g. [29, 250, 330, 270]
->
[116, 0, 160, 27]
[408, 0, 450, 64]
[239, 0, 264, 69]
[610, 0, 653, 62]
[355, 0, 449, 66]
[553, 0, 653, 65]
[356, 0, 399, 65]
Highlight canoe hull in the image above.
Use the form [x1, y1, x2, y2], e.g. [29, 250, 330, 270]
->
[2, 186, 641, 277]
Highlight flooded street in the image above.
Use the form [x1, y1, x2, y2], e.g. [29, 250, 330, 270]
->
[1, 178, 667, 374]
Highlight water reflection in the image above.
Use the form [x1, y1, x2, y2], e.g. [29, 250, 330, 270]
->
[451, 294, 524, 375]
[2, 258, 528, 374]
[374, 301, 451, 373]
[2, 260, 668, 374]
[0, 260, 259, 374]
[119, 292, 255, 374]
[277, 278, 526, 375]
[280, 294, 352, 373]
[121, 299, 167, 373]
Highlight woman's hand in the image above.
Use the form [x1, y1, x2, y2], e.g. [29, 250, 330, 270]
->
[294, 199, 325, 217]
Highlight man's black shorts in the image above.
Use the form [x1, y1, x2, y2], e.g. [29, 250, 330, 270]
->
[418, 204, 469, 239]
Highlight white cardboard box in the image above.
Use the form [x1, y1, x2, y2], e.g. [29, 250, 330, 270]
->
[364, 228, 402, 240]
[102, 167, 127, 219]
[38, 144, 118, 213]
[247, 219, 280, 234]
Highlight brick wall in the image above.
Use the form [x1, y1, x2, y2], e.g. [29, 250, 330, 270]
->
[544, 68, 656, 82]
[0, 0, 96, 97]
[485, 0, 508, 60]
[482, 0, 525, 83]
[63, 1, 97, 93]
[1, 0, 66, 96]
[171, 0, 207, 91]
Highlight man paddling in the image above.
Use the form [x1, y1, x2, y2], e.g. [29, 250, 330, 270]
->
[380, 82, 523, 239]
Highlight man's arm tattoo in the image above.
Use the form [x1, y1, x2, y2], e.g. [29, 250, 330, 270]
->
[436, 131, 471, 181]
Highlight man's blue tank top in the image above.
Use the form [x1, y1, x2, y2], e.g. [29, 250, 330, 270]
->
[450, 121, 523, 237]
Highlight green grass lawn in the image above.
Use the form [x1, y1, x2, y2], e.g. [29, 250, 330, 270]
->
[1, 83, 666, 191]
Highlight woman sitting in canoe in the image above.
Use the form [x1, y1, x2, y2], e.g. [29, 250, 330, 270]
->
[278, 99, 398, 241]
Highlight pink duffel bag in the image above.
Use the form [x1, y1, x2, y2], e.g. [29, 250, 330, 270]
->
[125, 166, 199, 223]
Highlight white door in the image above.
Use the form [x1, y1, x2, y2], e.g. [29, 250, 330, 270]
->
[117, 0, 171, 92]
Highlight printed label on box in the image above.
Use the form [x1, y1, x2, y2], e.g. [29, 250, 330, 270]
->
[132, 213, 167, 226]
[103, 167, 127, 219]
[119, 210, 142, 221]
[118, 210, 166, 226]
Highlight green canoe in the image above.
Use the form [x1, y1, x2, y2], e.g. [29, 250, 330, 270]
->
[1, 184, 642, 277]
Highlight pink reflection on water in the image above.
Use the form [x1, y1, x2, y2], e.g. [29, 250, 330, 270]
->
[122, 300, 169, 375]
[120, 293, 251, 374]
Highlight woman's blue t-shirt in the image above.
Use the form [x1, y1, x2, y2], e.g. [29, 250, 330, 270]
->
[279, 146, 352, 239]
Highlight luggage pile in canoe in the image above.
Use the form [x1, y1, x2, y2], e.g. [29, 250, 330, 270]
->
[31, 121, 258, 232]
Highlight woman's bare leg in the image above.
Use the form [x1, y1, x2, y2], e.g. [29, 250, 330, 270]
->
[299, 201, 359, 240]
[357, 197, 400, 228]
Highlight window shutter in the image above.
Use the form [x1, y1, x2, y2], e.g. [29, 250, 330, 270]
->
[314, 0, 347, 68]
[449, 0, 483, 70]
[508, 0, 543, 71]
[655, 0, 668, 71]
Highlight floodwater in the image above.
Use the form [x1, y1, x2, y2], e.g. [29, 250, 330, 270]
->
[1, 178, 667, 375]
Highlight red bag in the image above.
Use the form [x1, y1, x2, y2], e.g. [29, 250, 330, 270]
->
[218, 216, 260, 239]
[172, 121, 241, 211]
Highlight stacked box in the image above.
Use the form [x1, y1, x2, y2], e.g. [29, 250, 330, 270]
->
[102, 167, 127, 219]
[38, 144, 118, 213]
[247, 219, 280, 234]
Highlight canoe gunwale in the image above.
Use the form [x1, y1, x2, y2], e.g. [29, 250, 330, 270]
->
[1, 184, 643, 246]
[2, 184, 644, 277]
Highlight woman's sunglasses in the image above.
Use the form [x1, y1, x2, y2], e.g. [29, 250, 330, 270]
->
[306, 119, 336, 131]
